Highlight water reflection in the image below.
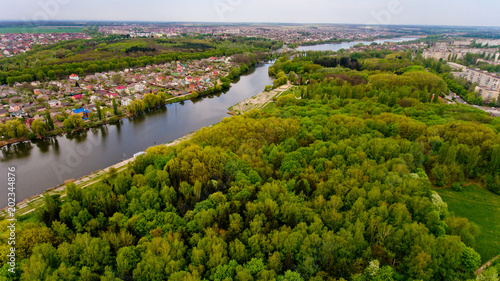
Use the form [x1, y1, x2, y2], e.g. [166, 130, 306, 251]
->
[53, 138, 60, 156]
[34, 137, 55, 153]
[296, 37, 418, 52]
[1, 142, 33, 161]
[0, 59, 273, 207]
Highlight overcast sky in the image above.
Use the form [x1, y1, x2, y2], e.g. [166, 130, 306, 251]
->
[1, 0, 499, 27]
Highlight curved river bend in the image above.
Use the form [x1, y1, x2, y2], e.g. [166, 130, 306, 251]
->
[0, 37, 416, 207]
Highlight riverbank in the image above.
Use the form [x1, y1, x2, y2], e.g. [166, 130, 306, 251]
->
[289, 35, 422, 48]
[0, 129, 198, 218]
[0, 61, 264, 149]
[228, 83, 294, 114]
[0, 58, 274, 207]
[0, 67, 281, 217]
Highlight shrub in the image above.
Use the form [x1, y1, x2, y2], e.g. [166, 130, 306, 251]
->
[451, 182, 462, 192]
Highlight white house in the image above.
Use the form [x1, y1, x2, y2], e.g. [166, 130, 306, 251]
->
[48, 100, 62, 107]
[134, 84, 146, 93]
[90, 95, 100, 103]
[121, 97, 133, 107]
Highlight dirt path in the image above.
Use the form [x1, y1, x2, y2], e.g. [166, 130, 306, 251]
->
[231, 83, 294, 114]
[476, 255, 499, 275]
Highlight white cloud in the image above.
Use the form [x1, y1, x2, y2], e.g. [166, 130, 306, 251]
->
[0, 0, 498, 26]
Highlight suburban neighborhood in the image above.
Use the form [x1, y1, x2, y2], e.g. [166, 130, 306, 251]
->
[0, 32, 91, 57]
[0, 55, 238, 139]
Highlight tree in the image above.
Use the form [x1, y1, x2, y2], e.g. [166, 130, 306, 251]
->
[63, 114, 85, 129]
[117, 247, 140, 279]
[112, 98, 119, 116]
[461, 245, 482, 275]
[44, 109, 55, 130]
[277, 270, 304, 281]
[31, 119, 48, 137]
[96, 102, 103, 120]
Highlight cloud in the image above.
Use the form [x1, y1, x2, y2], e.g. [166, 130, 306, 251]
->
[0, 0, 498, 26]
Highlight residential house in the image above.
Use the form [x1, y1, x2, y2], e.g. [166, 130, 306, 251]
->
[115, 85, 127, 94]
[134, 84, 146, 93]
[48, 100, 62, 107]
[25, 118, 34, 128]
[9, 103, 21, 112]
[85, 104, 96, 112]
[69, 74, 80, 81]
[37, 94, 49, 101]
[71, 94, 83, 100]
[106, 92, 119, 99]
[90, 96, 100, 103]
[72, 108, 90, 120]
[121, 97, 133, 107]
[10, 110, 27, 118]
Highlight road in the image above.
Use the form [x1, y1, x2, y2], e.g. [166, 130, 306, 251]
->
[445, 93, 500, 117]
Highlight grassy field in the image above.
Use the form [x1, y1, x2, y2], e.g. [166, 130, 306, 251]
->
[435, 184, 500, 263]
[0, 26, 85, 33]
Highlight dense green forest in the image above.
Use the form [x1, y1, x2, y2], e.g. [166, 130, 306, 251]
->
[1, 51, 500, 281]
[0, 36, 282, 85]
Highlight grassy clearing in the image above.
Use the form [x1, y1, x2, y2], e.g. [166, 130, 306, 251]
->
[0, 26, 85, 33]
[435, 184, 500, 263]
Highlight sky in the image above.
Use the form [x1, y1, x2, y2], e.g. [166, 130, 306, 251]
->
[1, 0, 499, 27]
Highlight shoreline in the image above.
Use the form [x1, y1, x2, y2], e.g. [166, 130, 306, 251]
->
[0, 129, 198, 217]
[0, 60, 265, 149]
[291, 35, 422, 48]
[0, 59, 275, 216]
[228, 83, 294, 114]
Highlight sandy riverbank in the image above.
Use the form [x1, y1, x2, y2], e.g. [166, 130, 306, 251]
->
[229, 83, 294, 114]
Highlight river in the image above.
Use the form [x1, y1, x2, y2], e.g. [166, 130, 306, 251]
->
[296, 37, 418, 51]
[0, 37, 417, 208]
[0, 63, 274, 207]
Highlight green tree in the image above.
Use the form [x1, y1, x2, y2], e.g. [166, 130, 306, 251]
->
[112, 98, 119, 116]
[44, 109, 55, 130]
[31, 119, 47, 137]
[96, 102, 103, 120]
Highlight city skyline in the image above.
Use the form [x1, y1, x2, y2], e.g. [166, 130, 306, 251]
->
[1, 0, 500, 27]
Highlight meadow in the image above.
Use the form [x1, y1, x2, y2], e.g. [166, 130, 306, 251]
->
[436, 184, 500, 263]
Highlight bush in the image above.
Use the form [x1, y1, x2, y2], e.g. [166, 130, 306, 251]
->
[486, 174, 500, 195]
[451, 182, 462, 192]
[108, 116, 119, 123]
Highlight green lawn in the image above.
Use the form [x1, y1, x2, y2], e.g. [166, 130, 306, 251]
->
[0, 26, 84, 33]
[436, 184, 500, 263]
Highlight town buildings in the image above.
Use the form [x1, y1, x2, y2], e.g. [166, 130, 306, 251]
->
[0, 33, 90, 58]
[449, 62, 500, 102]
[423, 41, 499, 62]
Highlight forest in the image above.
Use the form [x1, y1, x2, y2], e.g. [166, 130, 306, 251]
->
[0, 36, 282, 86]
[1, 50, 499, 281]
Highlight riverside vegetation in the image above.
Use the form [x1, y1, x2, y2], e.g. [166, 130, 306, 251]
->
[0, 36, 279, 143]
[1, 50, 499, 281]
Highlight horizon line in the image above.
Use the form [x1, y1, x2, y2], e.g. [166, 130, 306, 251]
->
[0, 20, 499, 29]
